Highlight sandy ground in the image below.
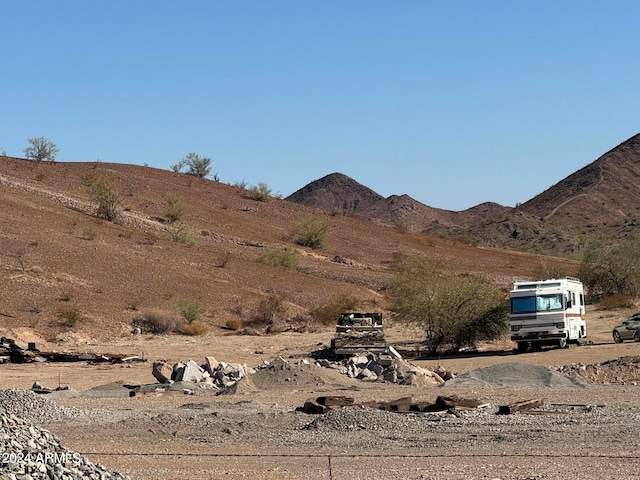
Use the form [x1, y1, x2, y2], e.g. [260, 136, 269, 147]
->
[3, 312, 640, 480]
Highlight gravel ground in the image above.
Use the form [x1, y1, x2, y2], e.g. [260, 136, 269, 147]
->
[26, 361, 640, 480]
[3, 329, 640, 480]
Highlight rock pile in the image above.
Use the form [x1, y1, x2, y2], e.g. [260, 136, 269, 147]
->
[317, 352, 445, 386]
[0, 412, 129, 479]
[152, 357, 253, 390]
[555, 356, 640, 385]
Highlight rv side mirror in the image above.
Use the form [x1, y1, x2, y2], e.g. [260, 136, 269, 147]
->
[566, 296, 572, 309]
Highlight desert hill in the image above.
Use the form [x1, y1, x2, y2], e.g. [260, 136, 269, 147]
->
[0, 156, 573, 342]
[287, 133, 640, 255]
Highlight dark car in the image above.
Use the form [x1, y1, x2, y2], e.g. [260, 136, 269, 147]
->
[612, 313, 640, 343]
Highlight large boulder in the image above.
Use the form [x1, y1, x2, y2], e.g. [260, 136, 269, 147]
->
[152, 361, 173, 384]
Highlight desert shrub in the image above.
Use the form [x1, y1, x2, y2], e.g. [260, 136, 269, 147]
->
[248, 182, 272, 202]
[166, 223, 198, 247]
[131, 311, 179, 334]
[291, 216, 331, 250]
[82, 226, 98, 240]
[57, 307, 85, 328]
[597, 293, 635, 310]
[175, 299, 205, 324]
[164, 192, 186, 223]
[579, 236, 640, 302]
[179, 320, 208, 336]
[309, 294, 360, 326]
[85, 175, 123, 222]
[252, 295, 287, 325]
[256, 245, 300, 269]
[225, 317, 244, 331]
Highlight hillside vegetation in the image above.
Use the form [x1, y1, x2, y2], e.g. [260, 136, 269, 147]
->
[0, 157, 573, 342]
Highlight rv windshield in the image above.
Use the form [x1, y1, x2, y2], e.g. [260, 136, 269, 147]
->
[511, 294, 564, 314]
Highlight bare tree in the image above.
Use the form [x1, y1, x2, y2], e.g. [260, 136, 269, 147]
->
[24, 137, 59, 162]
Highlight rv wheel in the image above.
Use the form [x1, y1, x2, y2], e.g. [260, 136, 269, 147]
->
[558, 337, 567, 349]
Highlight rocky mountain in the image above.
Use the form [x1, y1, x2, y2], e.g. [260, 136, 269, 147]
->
[287, 133, 640, 255]
[287, 173, 512, 232]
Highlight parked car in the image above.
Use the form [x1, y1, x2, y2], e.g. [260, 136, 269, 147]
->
[612, 314, 640, 343]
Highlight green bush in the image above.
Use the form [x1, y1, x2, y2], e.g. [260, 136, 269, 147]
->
[256, 245, 300, 269]
[175, 299, 205, 324]
[57, 307, 85, 328]
[309, 294, 360, 325]
[166, 223, 198, 246]
[248, 182, 272, 202]
[172, 152, 214, 178]
[291, 216, 331, 250]
[388, 254, 509, 354]
[579, 236, 640, 301]
[85, 175, 123, 222]
[164, 192, 186, 223]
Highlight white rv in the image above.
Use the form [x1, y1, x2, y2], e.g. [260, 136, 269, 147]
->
[509, 277, 586, 352]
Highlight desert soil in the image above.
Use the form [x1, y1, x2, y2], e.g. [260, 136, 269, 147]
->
[3, 310, 640, 480]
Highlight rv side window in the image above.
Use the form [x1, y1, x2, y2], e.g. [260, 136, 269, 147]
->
[580, 293, 584, 306]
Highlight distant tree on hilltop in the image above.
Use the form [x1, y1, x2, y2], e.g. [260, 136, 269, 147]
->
[24, 137, 59, 162]
[172, 152, 214, 179]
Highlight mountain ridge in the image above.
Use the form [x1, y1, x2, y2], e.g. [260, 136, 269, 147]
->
[286, 132, 640, 254]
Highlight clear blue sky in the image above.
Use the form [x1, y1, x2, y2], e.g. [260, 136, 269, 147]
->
[2, 2, 639, 211]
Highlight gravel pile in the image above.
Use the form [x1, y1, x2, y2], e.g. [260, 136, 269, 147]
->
[442, 362, 587, 388]
[1, 412, 129, 479]
[0, 389, 85, 424]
